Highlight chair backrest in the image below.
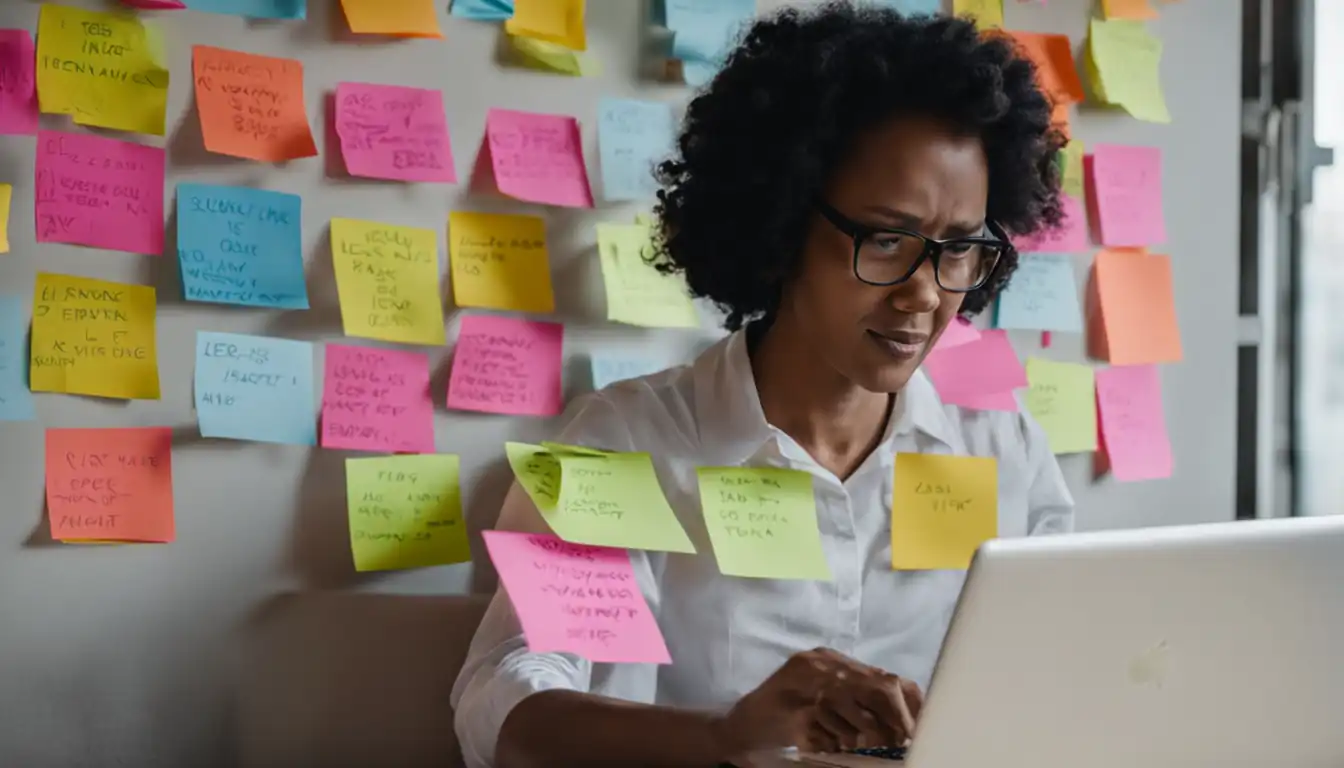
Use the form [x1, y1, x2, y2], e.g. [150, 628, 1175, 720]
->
[236, 591, 489, 768]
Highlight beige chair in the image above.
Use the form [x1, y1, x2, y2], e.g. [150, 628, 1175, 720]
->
[236, 591, 489, 768]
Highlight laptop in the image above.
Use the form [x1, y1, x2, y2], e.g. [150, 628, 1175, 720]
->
[765, 516, 1344, 767]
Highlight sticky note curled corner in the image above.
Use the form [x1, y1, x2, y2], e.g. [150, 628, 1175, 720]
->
[346, 454, 470, 571]
[697, 466, 831, 580]
[1087, 19, 1170, 124]
[892, 453, 998, 570]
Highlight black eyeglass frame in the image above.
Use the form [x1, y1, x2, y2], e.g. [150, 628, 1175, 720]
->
[814, 200, 1013, 292]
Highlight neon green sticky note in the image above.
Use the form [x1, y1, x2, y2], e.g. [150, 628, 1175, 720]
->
[345, 454, 470, 572]
[540, 441, 611, 457]
[1086, 19, 1171, 124]
[597, 222, 699, 329]
[1024, 358, 1098, 454]
[553, 452, 696, 553]
[697, 467, 831, 580]
[505, 441, 561, 514]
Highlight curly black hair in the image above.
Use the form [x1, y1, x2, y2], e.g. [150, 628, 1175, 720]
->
[653, 3, 1065, 331]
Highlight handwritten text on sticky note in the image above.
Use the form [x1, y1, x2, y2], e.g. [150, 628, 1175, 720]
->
[45, 427, 174, 542]
[544, 451, 697, 553]
[0, 30, 38, 135]
[697, 467, 830, 580]
[448, 211, 554, 313]
[322, 344, 435, 454]
[447, 314, 562, 416]
[892, 453, 998, 570]
[1024, 357, 1097, 454]
[598, 222, 698, 328]
[177, 183, 307, 309]
[1095, 364, 1172, 482]
[31, 272, 159, 400]
[346, 454, 469, 571]
[995, 253, 1082, 332]
[598, 98, 674, 202]
[335, 83, 455, 182]
[483, 108, 593, 208]
[35, 130, 165, 256]
[1091, 144, 1166, 247]
[330, 218, 446, 346]
[193, 45, 317, 162]
[195, 331, 316, 445]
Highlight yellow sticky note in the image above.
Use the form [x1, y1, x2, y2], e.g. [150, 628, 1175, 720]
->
[505, 441, 562, 514]
[697, 467, 831, 580]
[330, 218, 446, 346]
[345, 455, 470, 572]
[1059, 140, 1085, 199]
[953, 0, 1004, 30]
[892, 453, 997, 570]
[509, 35, 602, 76]
[340, 0, 443, 37]
[36, 5, 169, 135]
[1086, 19, 1171, 124]
[1024, 358, 1097, 454]
[31, 272, 159, 400]
[0, 183, 10, 253]
[506, 0, 587, 51]
[550, 451, 696, 553]
[448, 212, 555, 313]
[597, 223, 699, 329]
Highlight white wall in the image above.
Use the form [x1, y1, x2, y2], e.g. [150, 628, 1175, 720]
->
[0, 1, 1240, 765]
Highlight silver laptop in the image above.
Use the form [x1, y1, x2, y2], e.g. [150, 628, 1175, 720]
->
[775, 516, 1344, 768]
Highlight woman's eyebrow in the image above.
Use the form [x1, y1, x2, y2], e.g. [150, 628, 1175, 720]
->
[861, 206, 988, 237]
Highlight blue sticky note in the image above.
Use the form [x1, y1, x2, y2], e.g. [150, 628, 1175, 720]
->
[598, 99, 675, 202]
[177, 184, 308, 310]
[591, 356, 667, 390]
[995, 253, 1083, 332]
[194, 332, 316, 445]
[0, 296, 36, 422]
[666, 0, 756, 86]
[184, 0, 305, 19]
[451, 0, 514, 20]
[868, 0, 942, 14]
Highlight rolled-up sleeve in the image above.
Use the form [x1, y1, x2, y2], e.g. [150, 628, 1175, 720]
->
[450, 393, 661, 768]
[1017, 410, 1076, 535]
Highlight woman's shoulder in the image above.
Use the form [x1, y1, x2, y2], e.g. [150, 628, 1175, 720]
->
[556, 363, 700, 453]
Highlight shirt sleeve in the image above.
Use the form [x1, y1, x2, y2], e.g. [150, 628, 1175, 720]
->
[1018, 409, 1076, 535]
[450, 393, 661, 768]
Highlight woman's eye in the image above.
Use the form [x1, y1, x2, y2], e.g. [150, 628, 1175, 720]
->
[944, 242, 976, 257]
[871, 235, 904, 254]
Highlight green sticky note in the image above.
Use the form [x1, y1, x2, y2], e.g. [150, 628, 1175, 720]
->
[697, 467, 831, 580]
[1086, 19, 1171, 124]
[540, 441, 611, 457]
[553, 452, 696, 553]
[1025, 358, 1098, 454]
[506, 441, 561, 514]
[509, 35, 602, 76]
[597, 222, 700, 329]
[345, 454, 470, 572]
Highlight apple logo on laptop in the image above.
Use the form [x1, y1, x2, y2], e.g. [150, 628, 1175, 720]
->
[1128, 639, 1170, 689]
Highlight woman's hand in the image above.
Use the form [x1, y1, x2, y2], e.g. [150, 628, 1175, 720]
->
[717, 647, 924, 760]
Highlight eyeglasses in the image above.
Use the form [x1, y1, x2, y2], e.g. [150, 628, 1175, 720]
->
[815, 201, 1011, 292]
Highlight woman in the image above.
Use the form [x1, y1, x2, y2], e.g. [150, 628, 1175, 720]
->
[452, 4, 1073, 766]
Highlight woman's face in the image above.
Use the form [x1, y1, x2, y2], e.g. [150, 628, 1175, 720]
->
[782, 115, 991, 394]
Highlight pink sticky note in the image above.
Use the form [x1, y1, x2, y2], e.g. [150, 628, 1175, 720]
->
[934, 316, 981, 352]
[321, 344, 436, 454]
[481, 108, 594, 208]
[121, 0, 186, 7]
[1095, 364, 1172, 482]
[923, 329, 1027, 407]
[483, 530, 672, 664]
[0, 30, 38, 136]
[1014, 193, 1089, 253]
[335, 83, 457, 183]
[1090, 144, 1166, 247]
[447, 315, 563, 417]
[35, 130, 165, 256]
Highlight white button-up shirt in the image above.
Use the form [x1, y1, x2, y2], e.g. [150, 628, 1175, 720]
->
[452, 330, 1075, 768]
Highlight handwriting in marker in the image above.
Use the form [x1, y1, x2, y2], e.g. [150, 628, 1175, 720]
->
[45, 427, 175, 542]
[482, 107, 594, 208]
[597, 98, 674, 202]
[194, 331, 316, 445]
[35, 130, 165, 256]
[448, 211, 555, 313]
[177, 183, 308, 309]
[322, 344, 435, 454]
[345, 454, 469, 571]
[330, 218, 446, 346]
[31, 272, 159, 400]
[335, 82, 456, 182]
[697, 466, 830, 580]
[446, 314, 563, 417]
[192, 45, 317, 162]
[891, 453, 998, 570]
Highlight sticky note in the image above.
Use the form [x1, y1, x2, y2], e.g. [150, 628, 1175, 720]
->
[481, 108, 593, 208]
[1087, 19, 1170, 124]
[45, 427, 174, 542]
[330, 218, 446, 346]
[1089, 249, 1181, 365]
[192, 46, 317, 162]
[1095, 364, 1172, 482]
[452, 0, 514, 20]
[447, 314, 562, 416]
[1013, 193, 1088, 253]
[176, 184, 307, 309]
[194, 332, 316, 445]
[1059, 140, 1085, 199]
[953, 0, 1003, 29]
[335, 83, 456, 183]
[665, 0, 755, 86]
[31, 273, 159, 400]
[922, 329, 1026, 408]
[995, 254, 1082, 332]
[35, 130, 165, 256]
[1101, 0, 1157, 20]
[505, 0, 585, 51]
[892, 453, 998, 570]
[869, 0, 941, 13]
[598, 98, 674, 202]
[1010, 32, 1085, 106]
[184, 0, 305, 18]
[1089, 144, 1165, 247]
[1024, 358, 1097, 454]
[345, 455, 469, 571]
[482, 530, 672, 663]
[0, 296, 36, 421]
[545, 450, 695, 552]
[0, 30, 38, 135]
[0, 183, 9, 253]
[35, 6, 169, 135]
[448, 211, 554, 313]
[505, 441, 561, 513]
[340, 0, 442, 37]
[322, 344, 435, 454]
[598, 223, 699, 328]
[122, 0, 187, 9]
[508, 35, 600, 77]
[591, 355, 665, 389]
[697, 467, 830, 580]
[934, 317, 981, 352]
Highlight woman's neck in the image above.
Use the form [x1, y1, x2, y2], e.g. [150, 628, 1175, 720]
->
[749, 318, 893, 480]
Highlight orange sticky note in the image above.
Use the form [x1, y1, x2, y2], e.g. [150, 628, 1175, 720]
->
[1010, 32, 1086, 106]
[340, 0, 443, 38]
[45, 427, 174, 543]
[1102, 0, 1158, 20]
[1088, 249, 1182, 365]
[192, 45, 317, 162]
